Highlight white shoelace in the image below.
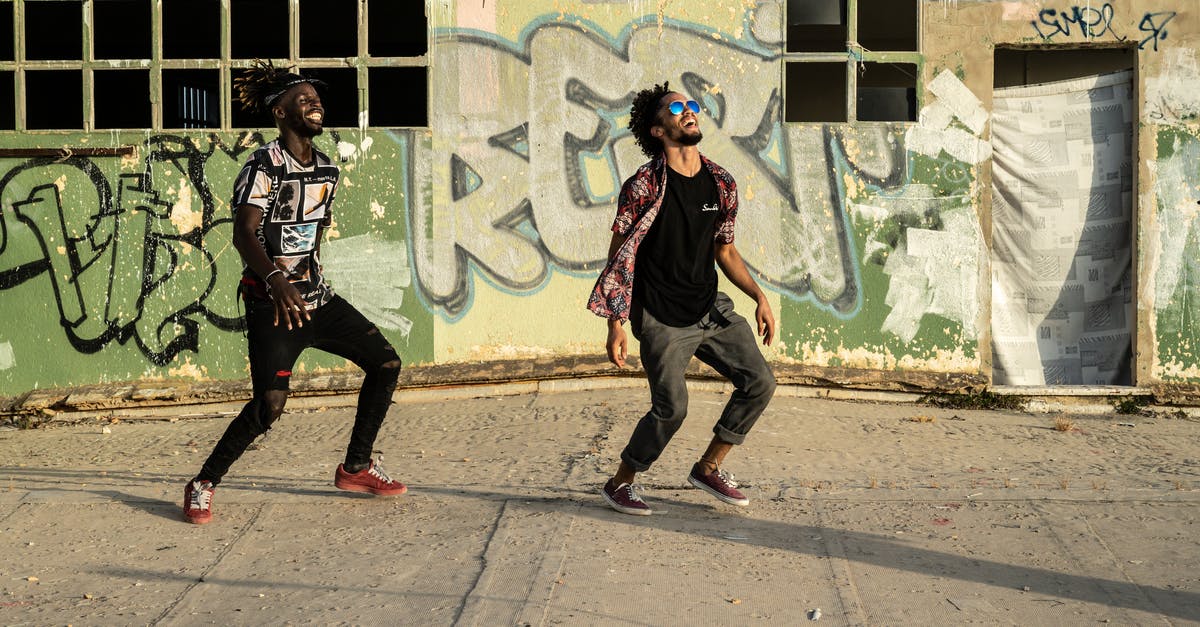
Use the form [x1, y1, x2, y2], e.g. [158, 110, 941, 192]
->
[190, 481, 213, 510]
[367, 460, 396, 484]
[717, 470, 739, 488]
[620, 483, 647, 504]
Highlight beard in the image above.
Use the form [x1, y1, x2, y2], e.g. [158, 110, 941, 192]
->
[668, 126, 702, 146]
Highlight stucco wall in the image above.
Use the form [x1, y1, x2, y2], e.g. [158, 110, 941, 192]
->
[0, 0, 1196, 399]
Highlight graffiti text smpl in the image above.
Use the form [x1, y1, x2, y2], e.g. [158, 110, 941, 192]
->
[1031, 5, 1123, 42]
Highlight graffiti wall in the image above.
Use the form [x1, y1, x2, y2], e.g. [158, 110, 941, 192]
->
[417, 0, 985, 374]
[0, 130, 432, 394]
[1, 0, 1196, 398]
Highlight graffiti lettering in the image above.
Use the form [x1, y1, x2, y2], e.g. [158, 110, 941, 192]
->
[1031, 5, 1124, 42]
[0, 134, 257, 365]
[1138, 12, 1176, 52]
[416, 14, 982, 344]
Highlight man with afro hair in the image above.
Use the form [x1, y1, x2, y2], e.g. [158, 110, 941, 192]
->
[587, 82, 777, 516]
[182, 61, 407, 524]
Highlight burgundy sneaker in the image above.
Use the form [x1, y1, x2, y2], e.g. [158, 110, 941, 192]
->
[183, 479, 215, 524]
[688, 464, 749, 506]
[600, 479, 652, 516]
[335, 459, 408, 496]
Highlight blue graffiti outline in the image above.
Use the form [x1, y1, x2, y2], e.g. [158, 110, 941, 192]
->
[412, 9, 784, 322]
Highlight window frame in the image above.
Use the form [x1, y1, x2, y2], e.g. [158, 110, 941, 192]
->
[783, 0, 924, 124]
[0, 0, 429, 132]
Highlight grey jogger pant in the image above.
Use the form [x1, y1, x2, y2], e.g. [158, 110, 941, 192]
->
[621, 292, 776, 472]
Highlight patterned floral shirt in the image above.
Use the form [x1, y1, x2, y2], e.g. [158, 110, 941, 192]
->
[587, 154, 738, 321]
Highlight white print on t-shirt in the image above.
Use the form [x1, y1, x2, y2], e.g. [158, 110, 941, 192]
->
[302, 182, 333, 221]
[280, 223, 318, 254]
[270, 179, 303, 222]
[701, 203, 719, 212]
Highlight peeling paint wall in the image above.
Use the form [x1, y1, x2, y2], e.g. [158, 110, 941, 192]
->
[1, 0, 1197, 397]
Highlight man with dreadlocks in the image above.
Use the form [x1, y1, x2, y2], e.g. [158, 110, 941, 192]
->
[587, 82, 776, 516]
[183, 61, 406, 524]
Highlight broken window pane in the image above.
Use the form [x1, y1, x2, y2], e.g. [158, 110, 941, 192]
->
[858, 0, 918, 52]
[0, 71, 13, 130]
[232, 0, 288, 59]
[368, 0, 426, 57]
[164, 69, 220, 128]
[164, 0, 219, 59]
[300, 0, 357, 58]
[0, 2, 13, 62]
[95, 70, 151, 129]
[369, 67, 427, 127]
[785, 62, 846, 122]
[856, 62, 917, 122]
[25, 1, 81, 60]
[26, 70, 82, 129]
[786, 0, 846, 53]
[94, 0, 151, 59]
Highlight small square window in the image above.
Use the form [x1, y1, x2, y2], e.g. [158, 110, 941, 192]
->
[164, 70, 220, 129]
[857, 63, 917, 122]
[95, 70, 151, 129]
[300, 0, 357, 58]
[164, 0, 219, 59]
[95, 0, 151, 59]
[786, 0, 846, 53]
[25, 1, 82, 60]
[858, 0, 918, 52]
[299, 68, 357, 127]
[368, 0, 426, 57]
[0, 2, 13, 62]
[785, 62, 847, 122]
[232, 0, 289, 59]
[26, 70, 83, 129]
[0, 71, 13, 130]
[369, 67, 427, 127]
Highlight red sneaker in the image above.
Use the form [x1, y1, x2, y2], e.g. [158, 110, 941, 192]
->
[335, 459, 407, 496]
[600, 479, 652, 516]
[688, 464, 749, 506]
[183, 479, 215, 524]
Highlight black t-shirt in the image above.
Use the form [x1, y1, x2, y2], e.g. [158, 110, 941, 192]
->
[633, 166, 721, 326]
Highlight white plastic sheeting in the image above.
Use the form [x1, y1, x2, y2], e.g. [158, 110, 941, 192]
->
[990, 70, 1134, 385]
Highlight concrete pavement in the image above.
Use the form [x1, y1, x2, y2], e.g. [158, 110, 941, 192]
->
[2, 384, 1199, 625]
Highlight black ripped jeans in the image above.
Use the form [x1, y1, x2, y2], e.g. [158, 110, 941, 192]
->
[197, 294, 401, 485]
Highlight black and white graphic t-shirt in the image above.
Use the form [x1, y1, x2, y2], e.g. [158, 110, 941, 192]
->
[633, 166, 721, 326]
[232, 140, 338, 310]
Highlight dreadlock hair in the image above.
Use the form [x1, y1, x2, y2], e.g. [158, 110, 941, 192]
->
[628, 81, 673, 159]
[234, 59, 326, 115]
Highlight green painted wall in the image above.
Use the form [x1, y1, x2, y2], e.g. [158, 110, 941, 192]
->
[0, 130, 433, 393]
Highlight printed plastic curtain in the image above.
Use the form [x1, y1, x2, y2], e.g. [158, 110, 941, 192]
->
[990, 70, 1134, 385]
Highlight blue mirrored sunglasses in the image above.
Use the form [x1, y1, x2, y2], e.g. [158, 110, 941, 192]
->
[667, 100, 701, 115]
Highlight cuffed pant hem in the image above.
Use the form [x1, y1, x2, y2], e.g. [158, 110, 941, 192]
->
[713, 424, 748, 445]
[619, 450, 654, 473]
